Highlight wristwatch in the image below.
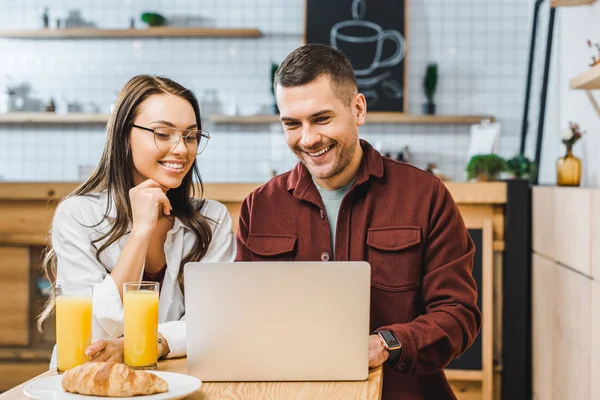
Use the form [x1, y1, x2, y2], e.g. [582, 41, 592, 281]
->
[377, 330, 402, 351]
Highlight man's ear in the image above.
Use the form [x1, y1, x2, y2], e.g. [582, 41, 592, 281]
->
[354, 93, 367, 126]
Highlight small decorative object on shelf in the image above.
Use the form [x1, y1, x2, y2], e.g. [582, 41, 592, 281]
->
[587, 39, 600, 67]
[271, 62, 279, 114]
[422, 63, 438, 115]
[130, 17, 135, 29]
[426, 162, 451, 181]
[141, 12, 167, 27]
[465, 154, 507, 182]
[45, 98, 55, 112]
[42, 6, 49, 28]
[506, 153, 535, 180]
[556, 121, 584, 186]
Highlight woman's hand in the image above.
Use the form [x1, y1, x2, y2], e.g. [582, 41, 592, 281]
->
[129, 179, 172, 235]
[85, 338, 124, 363]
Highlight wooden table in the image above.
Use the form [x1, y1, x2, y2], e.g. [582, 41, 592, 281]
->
[0, 358, 384, 400]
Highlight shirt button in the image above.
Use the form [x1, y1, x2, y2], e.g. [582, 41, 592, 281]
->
[319, 209, 325, 219]
[321, 252, 330, 262]
[397, 362, 407, 371]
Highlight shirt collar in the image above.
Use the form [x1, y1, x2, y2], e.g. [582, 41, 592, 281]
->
[287, 139, 384, 201]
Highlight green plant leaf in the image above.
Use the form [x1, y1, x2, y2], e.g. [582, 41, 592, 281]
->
[423, 63, 438, 102]
[465, 154, 507, 180]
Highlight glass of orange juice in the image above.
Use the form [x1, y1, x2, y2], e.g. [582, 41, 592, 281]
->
[55, 283, 93, 372]
[124, 281, 159, 370]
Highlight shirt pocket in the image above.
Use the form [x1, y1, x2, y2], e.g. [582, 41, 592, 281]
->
[247, 234, 297, 261]
[367, 226, 421, 291]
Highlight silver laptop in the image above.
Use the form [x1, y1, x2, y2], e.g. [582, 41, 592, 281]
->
[184, 261, 371, 382]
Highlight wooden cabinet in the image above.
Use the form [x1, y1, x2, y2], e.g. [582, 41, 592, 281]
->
[552, 188, 592, 276]
[591, 281, 600, 397]
[532, 254, 593, 400]
[532, 253, 555, 400]
[553, 265, 591, 400]
[0, 248, 29, 346]
[591, 191, 600, 280]
[532, 186, 555, 258]
[532, 186, 599, 400]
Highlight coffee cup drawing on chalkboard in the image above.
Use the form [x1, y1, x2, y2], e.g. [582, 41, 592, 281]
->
[327, 0, 406, 105]
[330, 20, 404, 77]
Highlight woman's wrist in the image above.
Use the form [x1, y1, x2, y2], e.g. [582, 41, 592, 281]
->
[130, 225, 154, 239]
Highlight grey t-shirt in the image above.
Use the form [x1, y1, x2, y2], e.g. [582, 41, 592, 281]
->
[314, 178, 355, 254]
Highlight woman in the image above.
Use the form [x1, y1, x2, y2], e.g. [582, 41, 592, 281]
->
[38, 75, 236, 365]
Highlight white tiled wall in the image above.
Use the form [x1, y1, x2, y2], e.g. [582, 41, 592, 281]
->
[0, 0, 532, 183]
[556, 2, 600, 188]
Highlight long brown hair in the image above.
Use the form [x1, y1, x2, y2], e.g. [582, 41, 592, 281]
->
[37, 75, 213, 331]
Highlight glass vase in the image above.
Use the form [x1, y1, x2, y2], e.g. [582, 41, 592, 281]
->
[556, 146, 581, 187]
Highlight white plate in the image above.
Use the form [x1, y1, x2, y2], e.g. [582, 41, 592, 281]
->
[23, 371, 202, 400]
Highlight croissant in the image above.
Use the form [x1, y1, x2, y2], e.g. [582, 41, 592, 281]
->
[62, 362, 168, 397]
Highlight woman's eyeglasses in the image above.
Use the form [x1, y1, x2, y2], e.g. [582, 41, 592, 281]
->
[132, 124, 210, 155]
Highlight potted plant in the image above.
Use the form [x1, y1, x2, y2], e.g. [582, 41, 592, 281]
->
[422, 63, 438, 115]
[466, 154, 507, 182]
[506, 154, 534, 180]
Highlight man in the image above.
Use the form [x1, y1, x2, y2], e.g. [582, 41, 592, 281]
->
[236, 43, 481, 400]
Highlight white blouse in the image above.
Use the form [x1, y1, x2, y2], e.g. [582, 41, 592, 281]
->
[48, 191, 236, 367]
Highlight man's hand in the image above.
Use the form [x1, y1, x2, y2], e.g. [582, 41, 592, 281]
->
[85, 338, 124, 363]
[368, 334, 389, 368]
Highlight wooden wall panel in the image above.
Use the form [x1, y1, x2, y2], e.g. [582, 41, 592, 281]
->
[531, 254, 556, 400]
[591, 191, 600, 280]
[0, 247, 29, 345]
[0, 201, 56, 245]
[553, 189, 591, 276]
[591, 281, 600, 398]
[552, 265, 591, 400]
[532, 187, 555, 259]
[0, 362, 48, 392]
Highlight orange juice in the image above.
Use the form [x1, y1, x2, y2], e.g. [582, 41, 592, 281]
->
[124, 289, 159, 368]
[56, 295, 92, 371]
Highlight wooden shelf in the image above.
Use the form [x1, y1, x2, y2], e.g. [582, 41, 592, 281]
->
[211, 113, 494, 125]
[444, 369, 484, 382]
[570, 64, 600, 90]
[0, 27, 262, 39]
[551, 0, 596, 6]
[0, 113, 110, 124]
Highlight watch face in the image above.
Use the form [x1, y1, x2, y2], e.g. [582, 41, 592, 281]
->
[380, 330, 400, 348]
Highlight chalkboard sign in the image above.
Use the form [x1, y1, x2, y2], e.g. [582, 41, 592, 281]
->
[305, 0, 408, 112]
[447, 228, 483, 370]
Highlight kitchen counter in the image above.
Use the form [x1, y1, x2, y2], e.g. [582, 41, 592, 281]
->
[0, 182, 262, 202]
[0, 181, 507, 204]
[0, 181, 507, 248]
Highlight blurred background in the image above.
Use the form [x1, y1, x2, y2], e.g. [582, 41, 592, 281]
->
[1, 1, 599, 400]
[0, 0, 560, 184]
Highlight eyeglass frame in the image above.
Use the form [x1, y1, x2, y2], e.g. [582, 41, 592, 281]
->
[131, 123, 211, 155]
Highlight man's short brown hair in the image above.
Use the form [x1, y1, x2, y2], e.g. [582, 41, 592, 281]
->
[274, 43, 358, 107]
